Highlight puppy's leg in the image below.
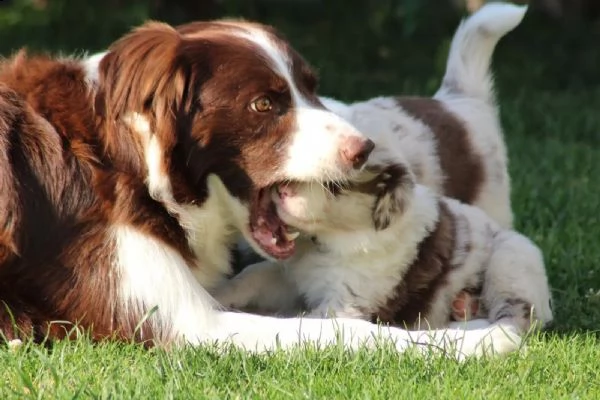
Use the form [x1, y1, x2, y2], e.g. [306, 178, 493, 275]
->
[481, 231, 553, 332]
[213, 260, 301, 315]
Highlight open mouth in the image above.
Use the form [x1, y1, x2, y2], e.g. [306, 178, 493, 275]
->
[249, 186, 301, 260]
[249, 179, 354, 259]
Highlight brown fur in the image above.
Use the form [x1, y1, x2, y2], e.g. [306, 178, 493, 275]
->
[375, 202, 457, 326]
[396, 97, 485, 205]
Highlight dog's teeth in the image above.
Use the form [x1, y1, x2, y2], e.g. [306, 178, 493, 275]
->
[376, 182, 386, 189]
[270, 237, 278, 245]
[284, 231, 300, 241]
[382, 173, 391, 180]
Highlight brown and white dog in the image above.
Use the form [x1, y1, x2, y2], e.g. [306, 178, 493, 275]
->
[0, 17, 515, 358]
[217, 3, 551, 356]
[214, 147, 553, 338]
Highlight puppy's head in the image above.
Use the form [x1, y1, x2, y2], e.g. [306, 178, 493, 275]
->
[272, 150, 415, 236]
[95, 21, 374, 260]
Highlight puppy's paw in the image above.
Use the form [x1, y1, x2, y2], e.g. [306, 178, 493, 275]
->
[369, 163, 415, 231]
[451, 290, 480, 321]
[212, 284, 247, 309]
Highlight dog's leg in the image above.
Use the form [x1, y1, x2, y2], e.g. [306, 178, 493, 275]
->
[213, 260, 301, 315]
[482, 231, 553, 332]
[209, 311, 523, 360]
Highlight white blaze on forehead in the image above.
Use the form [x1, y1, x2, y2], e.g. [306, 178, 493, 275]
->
[234, 28, 308, 106]
[235, 27, 368, 181]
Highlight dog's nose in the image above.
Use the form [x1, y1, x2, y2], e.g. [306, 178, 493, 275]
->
[341, 138, 375, 169]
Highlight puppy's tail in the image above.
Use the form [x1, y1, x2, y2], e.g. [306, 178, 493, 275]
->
[435, 2, 527, 102]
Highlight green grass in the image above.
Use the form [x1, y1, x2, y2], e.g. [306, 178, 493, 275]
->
[1, 2, 600, 399]
[2, 334, 600, 399]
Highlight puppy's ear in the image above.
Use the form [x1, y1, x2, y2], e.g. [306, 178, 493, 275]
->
[371, 164, 415, 230]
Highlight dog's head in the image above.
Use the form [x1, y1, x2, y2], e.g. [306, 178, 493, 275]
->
[94, 21, 374, 260]
[272, 148, 416, 236]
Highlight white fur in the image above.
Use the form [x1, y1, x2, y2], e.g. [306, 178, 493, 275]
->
[292, 186, 439, 320]
[210, 311, 524, 360]
[113, 225, 218, 344]
[285, 107, 368, 182]
[436, 2, 528, 101]
[7, 339, 23, 351]
[482, 230, 553, 331]
[82, 51, 107, 88]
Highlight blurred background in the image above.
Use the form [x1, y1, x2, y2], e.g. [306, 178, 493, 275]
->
[0, 0, 598, 98]
[0, 0, 597, 141]
[0, 0, 598, 331]
[0, 0, 597, 130]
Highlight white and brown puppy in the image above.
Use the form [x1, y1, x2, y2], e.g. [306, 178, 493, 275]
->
[319, 2, 520, 229]
[214, 145, 553, 343]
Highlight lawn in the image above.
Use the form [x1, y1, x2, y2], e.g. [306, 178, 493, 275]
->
[1, 1, 599, 399]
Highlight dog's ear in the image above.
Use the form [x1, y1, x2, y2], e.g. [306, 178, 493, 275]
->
[97, 22, 198, 172]
[371, 164, 415, 231]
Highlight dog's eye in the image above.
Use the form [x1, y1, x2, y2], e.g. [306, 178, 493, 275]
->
[250, 96, 273, 113]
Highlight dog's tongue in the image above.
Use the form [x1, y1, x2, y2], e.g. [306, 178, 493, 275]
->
[250, 188, 296, 260]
